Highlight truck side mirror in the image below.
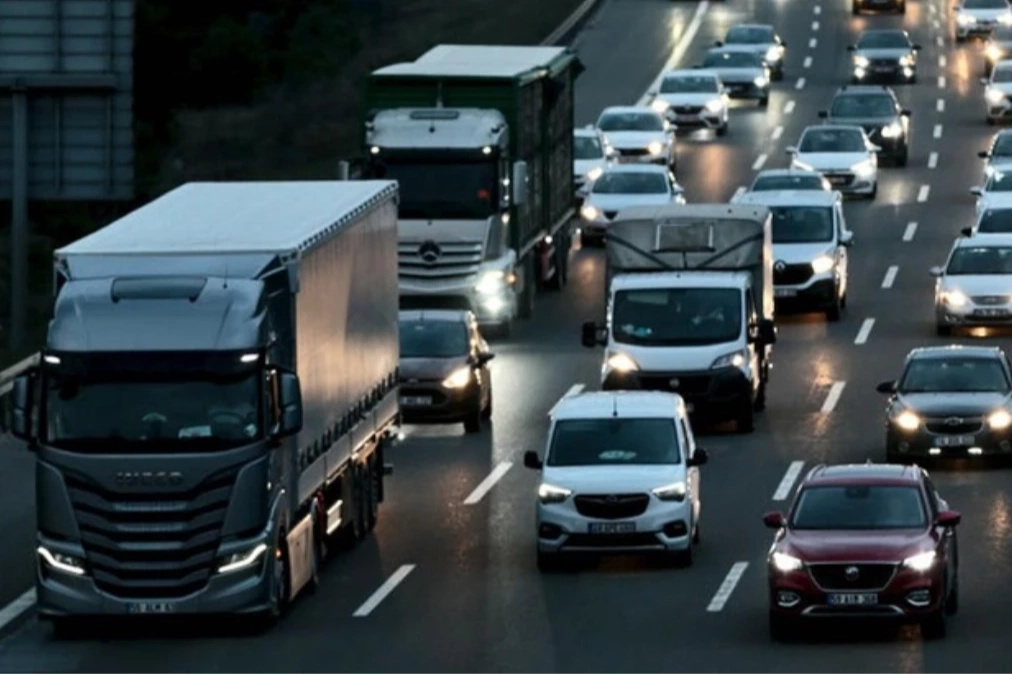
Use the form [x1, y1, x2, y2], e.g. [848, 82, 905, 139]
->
[512, 161, 529, 205]
[757, 318, 777, 345]
[581, 321, 606, 348]
[9, 373, 35, 445]
[276, 370, 303, 437]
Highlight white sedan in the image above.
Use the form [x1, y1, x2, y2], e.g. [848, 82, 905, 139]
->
[579, 165, 685, 245]
[648, 70, 729, 136]
[596, 106, 677, 170]
[933, 234, 1012, 335]
[971, 162, 1012, 216]
[981, 60, 1012, 124]
[787, 125, 880, 199]
[573, 126, 615, 202]
[977, 129, 1012, 180]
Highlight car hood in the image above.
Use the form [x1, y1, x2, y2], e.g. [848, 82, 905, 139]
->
[707, 67, 763, 82]
[602, 130, 669, 149]
[796, 152, 871, 171]
[855, 48, 912, 60]
[656, 92, 722, 107]
[586, 193, 675, 211]
[575, 158, 608, 179]
[940, 273, 1012, 296]
[988, 82, 1012, 95]
[542, 463, 684, 494]
[827, 116, 896, 131]
[399, 356, 468, 381]
[773, 242, 834, 265]
[962, 8, 1011, 20]
[784, 529, 929, 563]
[897, 391, 1010, 416]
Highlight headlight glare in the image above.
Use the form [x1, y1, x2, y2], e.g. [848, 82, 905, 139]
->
[37, 546, 86, 576]
[711, 349, 748, 370]
[881, 122, 903, 139]
[854, 56, 870, 68]
[957, 13, 976, 25]
[1000, 12, 1012, 24]
[441, 366, 472, 389]
[606, 352, 639, 372]
[651, 99, 670, 113]
[943, 289, 968, 307]
[987, 87, 1007, 105]
[647, 141, 665, 156]
[753, 75, 769, 88]
[772, 552, 803, 572]
[581, 204, 602, 221]
[851, 159, 875, 177]
[538, 483, 572, 503]
[811, 255, 835, 275]
[894, 410, 920, 431]
[217, 543, 269, 574]
[903, 550, 936, 572]
[765, 46, 782, 62]
[988, 44, 1003, 61]
[988, 409, 1012, 429]
[900, 54, 915, 67]
[586, 167, 603, 182]
[704, 99, 724, 113]
[652, 481, 687, 501]
[475, 270, 507, 295]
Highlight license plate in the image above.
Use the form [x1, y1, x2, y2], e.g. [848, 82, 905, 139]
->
[676, 115, 700, 122]
[936, 435, 975, 447]
[827, 593, 877, 606]
[828, 176, 847, 185]
[974, 308, 1010, 317]
[873, 66, 894, 72]
[127, 602, 176, 614]
[401, 396, 432, 406]
[588, 521, 636, 534]
[775, 288, 797, 297]
[728, 86, 746, 93]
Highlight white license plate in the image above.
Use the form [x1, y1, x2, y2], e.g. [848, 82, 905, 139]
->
[588, 521, 636, 534]
[775, 288, 797, 297]
[828, 176, 848, 185]
[974, 308, 1010, 317]
[401, 396, 432, 406]
[936, 435, 975, 447]
[827, 593, 877, 606]
[127, 602, 176, 614]
[676, 114, 700, 121]
[873, 66, 894, 72]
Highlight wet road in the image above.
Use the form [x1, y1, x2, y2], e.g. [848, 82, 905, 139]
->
[1, 0, 1011, 670]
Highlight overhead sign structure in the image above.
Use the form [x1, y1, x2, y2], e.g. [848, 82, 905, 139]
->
[0, 0, 135, 347]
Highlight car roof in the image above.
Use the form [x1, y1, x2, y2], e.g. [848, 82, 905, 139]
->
[708, 45, 764, 55]
[550, 391, 683, 420]
[600, 163, 670, 175]
[755, 168, 823, 177]
[398, 309, 472, 323]
[802, 463, 923, 487]
[600, 105, 660, 116]
[954, 232, 1012, 247]
[664, 69, 719, 79]
[906, 344, 1004, 360]
[833, 85, 896, 97]
[737, 190, 838, 206]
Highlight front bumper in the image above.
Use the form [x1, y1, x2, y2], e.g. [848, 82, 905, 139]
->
[887, 421, 1012, 457]
[399, 380, 481, 424]
[537, 497, 692, 554]
[853, 62, 916, 82]
[818, 170, 876, 195]
[774, 275, 837, 310]
[664, 106, 726, 129]
[601, 366, 752, 416]
[936, 300, 1012, 327]
[723, 81, 769, 100]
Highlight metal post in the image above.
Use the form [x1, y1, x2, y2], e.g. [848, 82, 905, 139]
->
[337, 160, 350, 180]
[10, 87, 28, 349]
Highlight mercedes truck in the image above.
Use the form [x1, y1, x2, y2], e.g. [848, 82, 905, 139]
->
[581, 204, 777, 433]
[363, 45, 584, 336]
[9, 181, 401, 629]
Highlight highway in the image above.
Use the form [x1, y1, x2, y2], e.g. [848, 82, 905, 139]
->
[0, 0, 1010, 670]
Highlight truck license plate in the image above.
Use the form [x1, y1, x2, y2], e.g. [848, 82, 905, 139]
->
[588, 521, 636, 534]
[400, 396, 432, 406]
[827, 593, 877, 606]
[936, 435, 975, 447]
[126, 602, 176, 614]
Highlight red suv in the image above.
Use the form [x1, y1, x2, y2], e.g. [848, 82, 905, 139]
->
[763, 463, 960, 640]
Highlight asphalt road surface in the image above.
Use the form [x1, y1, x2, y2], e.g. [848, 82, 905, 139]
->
[0, 0, 1009, 671]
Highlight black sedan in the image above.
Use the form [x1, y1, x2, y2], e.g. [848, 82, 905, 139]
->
[398, 310, 494, 433]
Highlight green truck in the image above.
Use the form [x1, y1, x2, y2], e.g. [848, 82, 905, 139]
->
[362, 45, 584, 336]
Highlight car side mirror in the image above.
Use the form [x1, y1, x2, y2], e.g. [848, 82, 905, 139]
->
[979, 150, 991, 158]
[930, 265, 944, 277]
[714, 40, 724, 46]
[755, 318, 776, 345]
[476, 352, 495, 365]
[275, 369, 303, 438]
[840, 230, 854, 246]
[687, 447, 708, 467]
[9, 372, 36, 445]
[581, 321, 606, 348]
[763, 511, 785, 529]
[913, 44, 922, 50]
[846, 45, 856, 51]
[523, 450, 543, 470]
[971, 186, 984, 196]
[936, 510, 961, 527]
[981, 77, 990, 86]
[876, 380, 897, 394]
[785, 146, 797, 155]
[817, 110, 828, 118]
[901, 109, 912, 116]
[512, 160, 529, 205]
[961, 226, 972, 237]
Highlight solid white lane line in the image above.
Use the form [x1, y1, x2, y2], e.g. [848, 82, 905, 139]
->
[637, 2, 711, 104]
[903, 221, 917, 241]
[938, 75, 946, 88]
[809, 37, 817, 48]
[812, 20, 819, 30]
[795, 78, 806, 90]
[463, 462, 513, 505]
[882, 265, 898, 288]
[933, 124, 942, 138]
[803, 56, 812, 68]
[0, 589, 35, 632]
[821, 382, 846, 413]
[937, 98, 945, 112]
[936, 35, 944, 47]
[772, 125, 784, 140]
[732, 186, 746, 200]
[548, 383, 585, 417]
[772, 461, 805, 501]
[353, 565, 416, 617]
[918, 185, 930, 202]
[854, 318, 875, 345]
[707, 562, 749, 612]
[939, 55, 947, 67]
[928, 152, 938, 169]
[752, 153, 768, 171]
[784, 100, 796, 114]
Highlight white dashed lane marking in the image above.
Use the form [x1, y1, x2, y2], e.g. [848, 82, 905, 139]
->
[772, 461, 805, 501]
[854, 319, 875, 345]
[784, 100, 796, 114]
[928, 152, 938, 169]
[772, 125, 784, 140]
[795, 78, 806, 90]
[462, 462, 513, 505]
[821, 382, 846, 413]
[934, 124, 942, 138]
[803, 56, 812, 68]
[918, 185, 930, 202]
[707, 563, 749, 612]
[809, 37, 817, 48]
[353, 565, 417, 617]
[752, 154, 768, 171]
[903, 221, 917, 241]
[938, 75, 946, 88]
[937, 98, 945, 112]
[882, 266, 898, 288]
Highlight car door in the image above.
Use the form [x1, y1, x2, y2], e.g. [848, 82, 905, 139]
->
[679, 416, 702, 523]
[923, 472, 957, 587]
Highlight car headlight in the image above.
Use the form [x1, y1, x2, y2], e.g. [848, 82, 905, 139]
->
[538, 483, 572, 504]
[942, 289, 968, 307]
[704, 99, 724, 113]
[765, 46, 782, 62]
[854, 56, 870, 68]
[988, 409, 1012, 429]
[894, 410, 921, 431]
[772, 552, 803, 572]
[586, 166, 603, 182]
[900, 54, 915, 67]
[652, 481, 687, 501]
[651, 98, 670, 113]
[811, 255, 835, 275]
[851, 159, 875, 177]
[792, 160, 816, 172]
[988, 44, 1004, 61]
[881, 122, 903, 139]
[475, 269, 507, 295]
[902, 551, 936, 572]
[37, 546, 86, 576]
[441, 365, 472, 389]
[711, 349, 748, 370]
[606, 352, 639, 372]
[217, 542, 269, 574]
[957, 13, 976, 25]
[1000, 12, 1012, 25]
[647, 141, 665, 156]
[987, 87, 1007, 105]
[581, 204, 603, 221]
[753, 75, 769, 88]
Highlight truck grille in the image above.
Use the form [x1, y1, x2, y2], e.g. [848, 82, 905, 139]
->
[398, 240, 483, 282]
[67, 471, 237, 599]
[774, 263, 814, 286]
[925, 417, 983, 435]
[808, 563, 896, 591]
[574, 494, 650, 519]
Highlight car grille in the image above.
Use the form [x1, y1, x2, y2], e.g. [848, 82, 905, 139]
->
[774, 263, 814, 285]
[67, 471, 238, 599]
[972, 295, 1009, 305]
[573, 494, 650, 519]
[924, 417, 984, 435]
[617, 148, 651, 157]
[824, 172, 856, 187]
[637, 373, 712, 395]
[808, 563, 897, 591]
[602, 210, 618, 220]
[673, 105, 703, 114]
[565, 533, 660, 547]
[867, 58, 899, 68]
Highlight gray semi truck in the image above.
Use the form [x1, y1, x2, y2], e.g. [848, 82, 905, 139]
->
[8, 181, 401, 629]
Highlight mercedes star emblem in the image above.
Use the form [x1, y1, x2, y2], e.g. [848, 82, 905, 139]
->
[774, 260, 787, 272]
[418, 240, 442, 265]
[844, 566, 859, 581]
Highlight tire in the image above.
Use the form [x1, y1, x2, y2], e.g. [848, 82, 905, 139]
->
[754, 372, 767, 412]
[257, 531, 290, 629]
[716, 122, 728, 137]
[737, 401, 755, 433]
[769, 612, 793, 641]
[364, 458, 379, 533]
[693, 519, 701, 544]
[936, 324, 952, 337]
[869, 182, 878, 200]
[946, 569, 960, 614]
[464, 402, 483, 433]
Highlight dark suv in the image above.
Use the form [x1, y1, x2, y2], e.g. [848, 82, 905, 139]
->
[819, 86, 911, 166]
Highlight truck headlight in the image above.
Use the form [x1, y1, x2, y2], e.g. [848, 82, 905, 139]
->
[704, 99, 724, 113]
[652, 481, 687, 501]
[987, 88, 1007, 105]
[772, 552, 803, 572]
[37, 546, 86, 576]
[606, 352, 639, 372]
[942, 289, 968, 307]
[894, 410, 920, 431]
[647, 141, 665, 156]
[586, 166, 603, 182]
[811, 255, 835, 275]
[854, 56, 870, 68]
[581, 204, 603, 221]
[475, 270, 507, 295]
[538, 483, 572, 503]
[217, 542, 268, 574]
[851, 159, 875, 177]
[881, 122, 903, 138]
[988, 409, 1012, 429]
[902, 551, 936, 572]
[711, 349, 747, 370]
[442, 366, 472, 389]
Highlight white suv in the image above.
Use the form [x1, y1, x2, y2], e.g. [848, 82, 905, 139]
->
[523, 390, 707, 571]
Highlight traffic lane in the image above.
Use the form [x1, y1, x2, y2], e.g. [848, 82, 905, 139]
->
[0, 434, 36, 612]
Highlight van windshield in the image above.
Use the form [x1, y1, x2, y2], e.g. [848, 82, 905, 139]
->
[613, 288, 742, 346]
[547, 418, 680, 466]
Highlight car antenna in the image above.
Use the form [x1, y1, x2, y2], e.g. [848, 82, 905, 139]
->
[223, 262, 229, 289]
[612, 395, 619, 417]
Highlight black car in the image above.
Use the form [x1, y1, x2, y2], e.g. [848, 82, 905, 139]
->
[877, 346, 1012, 463]
[848, 30, 921, 84]
[819, 86, 911, 166]
[853, 0, 906, 15]
[985, 26, 1012, 75]
[398, 310, 494, 433]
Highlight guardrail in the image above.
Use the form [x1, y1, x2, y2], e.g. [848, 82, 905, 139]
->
[0, 352, 38, 432]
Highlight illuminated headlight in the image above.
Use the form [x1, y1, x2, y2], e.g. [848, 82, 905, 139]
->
[988, 409, 1012, 430]
[765, 46, 783, 62]
[581, 204, 603, 221]
[652, 481, 687, 501]
[711, 349, 748, 370]
[987, 164, 997, 177]
[475, 269, 507, 295]
[704, 99, 724, 113]
[538, 483, 572, 504]
[987, 88, 1007, 105]
[606, 352, 639, 372]
[647, 141, 665, 156]
[441, 366, 472, 389]
[900, 54, 915, 67]
[586, 166, 603, 182]
[881, 122, 903, 139]
[988, 44, 1003, 61]
[37, 546, 86, 576]
[894, 410, 921, 431]
[902, 551, 936, 572]
[942, 289, 968, 307]
[772, 552, 803, 572]
[854, 56, 870, 68]
[217, 542, 268, 574]
[651, 98, 670, 113]
[1000, 12, 1012, 24]
[957, 13, 976, 25]
[851, 159, 876, 177]
[753, 75, 769, 88]
[810, 255, 835, 275]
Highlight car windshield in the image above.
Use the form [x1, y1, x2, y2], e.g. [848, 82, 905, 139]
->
[752, 174, 828, 191]
[547, 418, 680, 466]
[726, 26, 774, 44]
[660, 75, 720, 93]
[598, 112, 664, 132]
[591, 172, 668, 194]
[900, 357, 1010, 393]
[965, 0, 1007, 8]
[986, 170, 1012, 191]
[978, 209, 1012, 232]
[994, 134, 1012, 156]
[947, 246, 1012, 274]
[703, 51, 762, 68]
[399, 320, 469, 358]
[792, 486, 927, 530]
[830, 95, 896, 118]
[856, 32, 910, 49]
[993, 68, 1012, 83]
[574, 135, 604, 160]
[613, 288, 742, 346]
[770, 206, 835, 243]
[799, 129, 865, 152]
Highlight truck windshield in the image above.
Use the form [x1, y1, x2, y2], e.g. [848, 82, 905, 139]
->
[612, 288, 742, 346]
[370, 159, 498, 219]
